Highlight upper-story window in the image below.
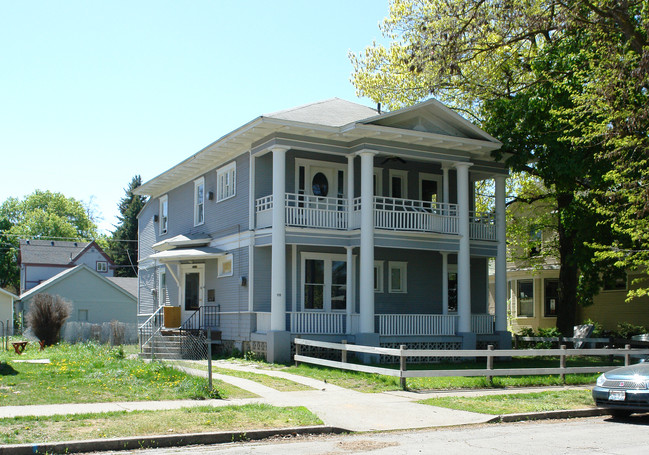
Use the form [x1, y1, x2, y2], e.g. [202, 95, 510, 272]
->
[194, 177, 205, 226]
[389, 169, 408, 199]
[159, 195, 168, 235]
[217, 162, 236, 202]
[96, 261, 107, 273]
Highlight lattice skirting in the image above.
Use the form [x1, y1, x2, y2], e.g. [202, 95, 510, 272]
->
[379, 341, 463, 364]
[476, 340, 500, 350]
[244, 340, 267, 359]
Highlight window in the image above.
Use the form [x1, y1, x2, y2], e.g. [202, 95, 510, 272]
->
[389, 261, 407, 293]
[217, 162, 236, 201]
[302, 253, 349, 311]
[158, 269, 167, 307]
[517, 280, 534, 317]
[194, 177, 205, 226]
[218, 254, 233, 277]
[389, 170, 408, 199]
[374, 261, 384, 293]
[544, 279, 559, 317]
[96, 261, 107, 273]
[448, 270, 458, 313]
[159, 195, 168, 235]
[419, 173, 443, 204]
[78, 309, 88, 321]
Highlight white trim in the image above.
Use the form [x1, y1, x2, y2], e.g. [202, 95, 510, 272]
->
[193, 177, 205, 226]
[157, 267, 167, 308]
[516, 278, 535, 318]
[295, 158, 346, 198]
[374, 260, 384, 293]
[159, 195, 168, 235]
[373, 167, 383, 196]
[216, 161, 236, 202]
[180, 263, 205, 316]
[418, 172, 443, 202]
[389, 169, 408, 199]
[218, 254, 234, 278]
[388, 261, 408, 294]
[301, 252, 350, 312]
[96, 261, 108, 273]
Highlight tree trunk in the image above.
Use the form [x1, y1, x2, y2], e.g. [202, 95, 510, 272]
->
[555, 192, 578, 335]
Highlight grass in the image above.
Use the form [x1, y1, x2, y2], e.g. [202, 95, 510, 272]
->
[0, 342, 256, 405]
[231, 355, 615, 392]
[176, 361, 314, 392]
[0, 403, 322, 445]
[418, 389, 595, 415]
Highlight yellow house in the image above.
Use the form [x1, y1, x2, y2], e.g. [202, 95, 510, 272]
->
[0, 287, 17, 335]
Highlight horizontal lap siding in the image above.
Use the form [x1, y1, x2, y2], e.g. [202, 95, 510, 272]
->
[470, 257, 488, 314]
[253, 247, 271, 312]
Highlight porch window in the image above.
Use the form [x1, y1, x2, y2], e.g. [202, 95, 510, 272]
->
[304, 259, 324, 310]
[374, 261, 384, 293]
[159, 195, 168, 235]
[388, 261, 407, 293]
[518, 280, 534, 317]
[389, 169, 408, 199]
[302, 253, 348, 311]
[158, 269, 167, 307]
[544, 279, 558, 317]
[448, 271, 458, 312]
[419, 173, 442, 203]
[194, 177, 205, 226]
[218, 254, 233, 278]
[217, 162, 236, 202]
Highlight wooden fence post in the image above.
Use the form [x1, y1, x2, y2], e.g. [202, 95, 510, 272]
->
[400, 345, 407, 390]
[625, 344, 631, 366]
[341, 340, 347, 363]
[295, 336, 301, 367]
[486, 345, 494, 384]
[560, 344, 567, 383]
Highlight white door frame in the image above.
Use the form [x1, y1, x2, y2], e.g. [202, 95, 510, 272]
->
[180, 263, 205, 321]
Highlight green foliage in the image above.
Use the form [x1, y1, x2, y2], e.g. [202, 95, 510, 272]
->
[108, 176, 146, 277]
[0, 217, 19, 290]
[614, 322, 647, 340]
[582, 318, 604, 338]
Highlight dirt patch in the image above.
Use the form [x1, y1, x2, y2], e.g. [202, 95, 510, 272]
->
[324, 439, 400, 453]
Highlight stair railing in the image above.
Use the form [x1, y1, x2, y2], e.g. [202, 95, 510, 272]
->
[139, 306, 165, 352]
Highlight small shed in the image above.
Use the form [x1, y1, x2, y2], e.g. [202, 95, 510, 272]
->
[0, 287, 17, 335]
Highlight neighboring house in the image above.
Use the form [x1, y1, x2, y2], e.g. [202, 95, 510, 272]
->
[18, 264, 137, 325]
[0, 287, 17, 335]
[136, 98, 510, 363]
[18, 239, 115, 293]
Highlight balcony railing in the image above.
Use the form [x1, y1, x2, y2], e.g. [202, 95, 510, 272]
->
[290, 312, 346, 334]
[255, 193, 495, 240]
[379, 314, 457, 336]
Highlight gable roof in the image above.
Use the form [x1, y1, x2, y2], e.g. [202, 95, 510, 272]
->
[19, 264, 136, 302]
[19, 239, 114, 266]
[0, 287, 18, 300]
[136, 98, 503, 198]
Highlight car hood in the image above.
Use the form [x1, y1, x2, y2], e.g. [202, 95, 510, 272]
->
[605, 363, 649, 380]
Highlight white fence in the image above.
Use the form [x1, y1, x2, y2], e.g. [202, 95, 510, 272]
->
[469, 211, 496, 240]
[294, 338, 649, 389]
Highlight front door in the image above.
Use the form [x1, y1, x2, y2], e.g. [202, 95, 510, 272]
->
[181, 264, 204, 322]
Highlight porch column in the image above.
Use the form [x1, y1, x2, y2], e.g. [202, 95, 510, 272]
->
[454, 162, 472, 337]
[494, 174, 508, 333]
[271, 147, 288, 332]
[347, 155, 354, 228]
[441, 252, 449, 315]
[345, 245, 353, 335]
[359, 150, 377, 334]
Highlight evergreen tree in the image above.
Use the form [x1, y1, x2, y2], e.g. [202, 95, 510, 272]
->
[110, 176, 146, 277]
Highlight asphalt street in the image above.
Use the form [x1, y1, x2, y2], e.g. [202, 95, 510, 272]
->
[91, 415, 649, 455]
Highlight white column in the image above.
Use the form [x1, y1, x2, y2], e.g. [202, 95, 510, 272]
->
[495, 174, 508, 332]
[441, 252, 449, 315]
[345, 246, 353, 335]
[347, 155, 354, 228]
[359, 150, 376, 334]
[455, 162, 472, 333]
[271, 147, 287, 331]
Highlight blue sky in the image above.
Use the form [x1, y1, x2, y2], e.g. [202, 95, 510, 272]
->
[1, 1, 390, 234]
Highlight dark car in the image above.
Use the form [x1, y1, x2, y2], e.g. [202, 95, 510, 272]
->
[593, 363, 649, 417]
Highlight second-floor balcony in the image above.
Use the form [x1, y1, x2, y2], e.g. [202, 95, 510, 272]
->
[256, 193, 496, 240]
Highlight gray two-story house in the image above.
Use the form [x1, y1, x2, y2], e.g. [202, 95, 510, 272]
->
[136, 98, 510, 363]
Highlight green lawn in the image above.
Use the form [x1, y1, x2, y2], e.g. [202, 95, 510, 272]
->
[232, 356, 613, 392]
[419, 389, 595, 415]
[0, 342, 255, 405]
[0, 404, 322, 445]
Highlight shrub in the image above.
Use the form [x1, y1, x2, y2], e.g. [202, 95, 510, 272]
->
[614, 322, 647, 340]
[582, 318, 605, 338]
[26, 293, 72, 346]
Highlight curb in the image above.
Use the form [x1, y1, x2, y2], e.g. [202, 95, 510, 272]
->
[487, 407, 613, 423]
[0, 425, 349, 455]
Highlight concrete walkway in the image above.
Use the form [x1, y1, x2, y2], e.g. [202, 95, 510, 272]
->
[0, 358, 592, 433]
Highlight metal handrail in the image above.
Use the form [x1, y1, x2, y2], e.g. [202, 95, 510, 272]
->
[139, 306, 165, 351]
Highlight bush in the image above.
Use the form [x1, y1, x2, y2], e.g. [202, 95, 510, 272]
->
[26, 293, 72, 346]
[614, 322, 647, 340]
[582, 318, 605, 338]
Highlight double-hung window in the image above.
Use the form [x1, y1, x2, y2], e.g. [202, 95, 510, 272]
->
[217, 162, 236, 202]
[388, 261, 408, 293]
[194, 177, 205, 226]
[96, 261, 107, 273]
[159, 195, 168, 235]
[302, 253, 349, 311]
